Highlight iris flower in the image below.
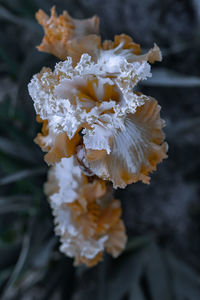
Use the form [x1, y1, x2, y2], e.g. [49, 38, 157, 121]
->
[29, 9, 167, 188]
[28, 7, 167, 266]
[45, 157, 127, 266]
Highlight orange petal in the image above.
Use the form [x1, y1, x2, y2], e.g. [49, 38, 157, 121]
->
[103, 34, 141, 55]
[85, 97, 168, 188]
[36, 6, 99, 60]
[74, 251, 103, 267]
[105, 220, 127, 257]
[102, 34, 161, 64]
[136, 43, 162, 63]
[44, 132, 82, 165]
[45, 156, 127, 266]
[81, 179, 107, 203]
[96, 199, 122, 235]
[67, 35, 101, 65]
[34, 118, 82, 165]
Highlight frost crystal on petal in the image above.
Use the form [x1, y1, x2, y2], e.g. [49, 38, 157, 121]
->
[45, 157, 127, 266]
[28, 41, 167, 186]
[28, 7, 168, 267]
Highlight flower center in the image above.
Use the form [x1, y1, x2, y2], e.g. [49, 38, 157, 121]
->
[76, 78, 121, 110]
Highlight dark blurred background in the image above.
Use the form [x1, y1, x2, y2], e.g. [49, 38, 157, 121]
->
[0, 0, 200, 299]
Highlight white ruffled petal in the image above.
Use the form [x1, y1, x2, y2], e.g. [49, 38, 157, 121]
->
[83, 124, 114, 154]
[85, 98, 167, 188]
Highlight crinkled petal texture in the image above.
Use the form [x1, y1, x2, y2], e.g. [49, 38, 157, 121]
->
[28, 8, 167, 188]
[28, 48, 167, 187]
[28, 51, 150, 146]
[84, 97, 168, 188]
[28, 8, 168, 267]
[36, 6, 99, 60]
[45, 157, 127, 267]
[36, 5, 161, 66]
[102, 34, 162, 64]
[28, 7, 167, 266]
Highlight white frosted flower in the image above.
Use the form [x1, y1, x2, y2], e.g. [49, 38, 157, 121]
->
[29, 7, 167, 188]
[28, 51, 151, 137]
[28, 7, 169, 267]
[29, 43, 167, 188]
[45, 157, 127, 266]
